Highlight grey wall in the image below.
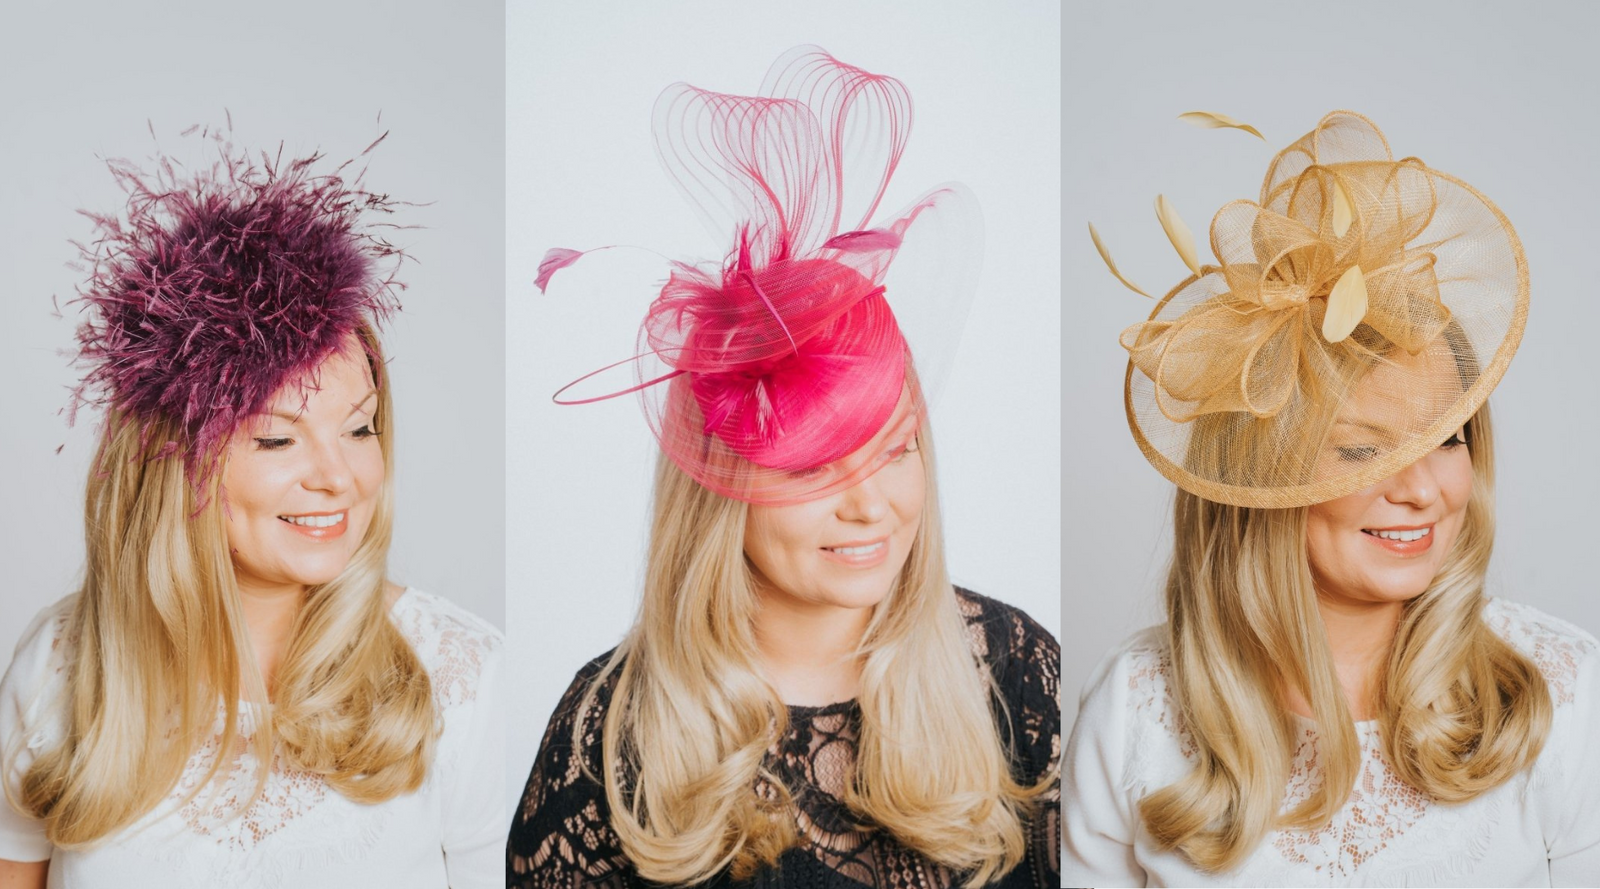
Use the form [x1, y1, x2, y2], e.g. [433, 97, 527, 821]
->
[1064, 0, 1600, 735]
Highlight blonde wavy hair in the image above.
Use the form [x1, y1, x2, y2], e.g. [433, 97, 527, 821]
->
[582, 422, 1043, 885]
[1142, 368, 1552, 870]
[14, 329, 436, 848]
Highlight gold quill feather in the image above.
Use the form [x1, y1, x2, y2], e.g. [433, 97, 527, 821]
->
[1155, 195, 1201, 276]
[1323, 264, 1368, 343]
[1331, 179, 1354, 238]
[1088, 222, 1152, 298]
[1177, 111, 1266, 141]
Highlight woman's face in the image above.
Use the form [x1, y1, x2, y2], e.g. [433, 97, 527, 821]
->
[1306, 429, 1472, 605]
[744, 435, 926, 612]
[1306, 346, 1476, 606]
[221, 342, 385, 595]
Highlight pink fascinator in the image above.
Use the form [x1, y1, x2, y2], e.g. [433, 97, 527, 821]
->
[66, 125, 407, 491]
[541, 46, 982, 505]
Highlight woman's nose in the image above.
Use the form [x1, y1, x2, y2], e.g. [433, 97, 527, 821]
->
[302, 437, 353, 494]
[837, 473, 890, 524]
[1382, 452, 1442, 509]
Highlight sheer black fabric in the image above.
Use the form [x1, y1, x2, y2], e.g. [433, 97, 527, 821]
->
[507, 590, 1060, 889]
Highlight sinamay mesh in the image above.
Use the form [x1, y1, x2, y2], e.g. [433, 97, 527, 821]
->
[1119, 111, 1528, 508]
[542, 46, 981, 506]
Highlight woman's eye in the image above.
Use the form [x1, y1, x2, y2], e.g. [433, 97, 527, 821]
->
[1335, 445, 1379, 462]
[786, 465, 828, 480]
[350, 424, 378, 440]
[889, 438, 920, 462]
[254, 437, 293, 451]
[1440, 431, 1467, 449]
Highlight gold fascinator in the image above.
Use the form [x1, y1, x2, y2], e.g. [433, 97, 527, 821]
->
[1097, 111, 1528, 508]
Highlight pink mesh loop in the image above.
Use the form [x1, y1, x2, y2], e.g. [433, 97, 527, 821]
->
[545, 48, 979, 504]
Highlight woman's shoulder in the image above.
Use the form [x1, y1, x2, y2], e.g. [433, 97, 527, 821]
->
[1070, 624, 1183, 749]
[3, 594, 78, 689]
[1, 595, 78, 762]
[1074, 623, 1170, 711]
[519, 650, 620, 809]
[388, 588, 504, 708]
[557, 649, 622, 734]
[953, 587, 1058, 667]
[1482, 597, 1600, 707]
[1067, 624, 1192, 795]
[954, 589, 1062, 796]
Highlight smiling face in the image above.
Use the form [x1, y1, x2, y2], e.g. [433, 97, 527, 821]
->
[743, 432, 926, 613]
[220, 340, 386, 596]
[1305, 348, 1477, 606]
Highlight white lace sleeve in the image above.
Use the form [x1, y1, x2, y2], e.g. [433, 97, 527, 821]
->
[1488, 601, 1600, 886]
[0, 597, 75, 863]
[1062, 628, 1161, 888]
[390, 591, 507, 889]
[439, 642, 505, 888]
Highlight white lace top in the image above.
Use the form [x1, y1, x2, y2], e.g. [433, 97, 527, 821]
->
[0, 589, 506, 889]
[1064, 599, 1600, 887]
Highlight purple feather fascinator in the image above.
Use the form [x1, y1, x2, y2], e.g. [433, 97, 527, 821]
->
[66, 125, 407, 489]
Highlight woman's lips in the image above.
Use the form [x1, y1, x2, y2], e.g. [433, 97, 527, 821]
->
[277, 510, 349, 541]
[1360, 523, 1433, 556]
[819, 536, 890, 568]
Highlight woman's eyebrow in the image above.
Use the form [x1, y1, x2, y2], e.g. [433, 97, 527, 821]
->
[1333, 419, 1388, 434]
[265, 389, 378, 425]
[345, 389, 378, 419]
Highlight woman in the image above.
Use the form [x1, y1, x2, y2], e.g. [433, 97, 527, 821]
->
[1066, 111, 1600, 885]
[509, 48, 1060, 888]
[0, 131, 504, 888]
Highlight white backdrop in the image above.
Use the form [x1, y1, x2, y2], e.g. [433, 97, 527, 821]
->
[0, 0, 507, 665]
[506, 1, 1061, 802]
[1064, 0, 1600, 736]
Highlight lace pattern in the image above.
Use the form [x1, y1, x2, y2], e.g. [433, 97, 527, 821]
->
[1117, 596, 1587, 883]
[1483, 598, 1592, 706]
[392, 589, 499, 709]
[176, 591, 492, 851]
[175, 725, 328, 851]
[508, 589, 1061, 888]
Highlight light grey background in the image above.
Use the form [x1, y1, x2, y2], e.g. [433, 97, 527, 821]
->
[1065, 0, 1600, 735]
[506, 1, 1061, 803]
[0, 0, 507, 664]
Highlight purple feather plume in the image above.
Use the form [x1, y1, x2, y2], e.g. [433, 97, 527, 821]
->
[66, 125, 408, 491]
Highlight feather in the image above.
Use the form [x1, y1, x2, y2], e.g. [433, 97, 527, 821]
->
[1177, 111, 1266, 141]
[1331, 179, 1354, 238]
[1154, 195, 1201, 276]
[1088, 223, 1152, 298]
[535, 248, 585, 293]
[66, 123, 407, 496]
[1323, 264, 1368, 342]
[821, 228, 902, 252]
[360, 130, 390, 157]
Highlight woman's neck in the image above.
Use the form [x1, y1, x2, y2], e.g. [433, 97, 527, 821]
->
[751, 585, 874, 708]
[1309, 590, 1405, 720]
[236, 579, 308, 697]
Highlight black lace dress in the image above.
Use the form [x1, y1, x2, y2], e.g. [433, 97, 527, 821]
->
[507, 590, 1060, 889]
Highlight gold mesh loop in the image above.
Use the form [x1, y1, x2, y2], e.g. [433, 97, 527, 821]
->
[1121, 111, 1528, 507]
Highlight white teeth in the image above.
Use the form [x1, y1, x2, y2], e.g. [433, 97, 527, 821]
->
[282, 512, 344, 528]
[827, 542, 885, 556]
[1370, 527, 1429, 542]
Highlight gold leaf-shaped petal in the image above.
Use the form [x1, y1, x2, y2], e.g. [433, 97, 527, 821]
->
[1177, 110, 1266, 141]
[1155, 195, 1201, 276]
[1088, 222, 1152, 298]
[1322, 264, 1368, 343]
[1331, 179, 1354, 238]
